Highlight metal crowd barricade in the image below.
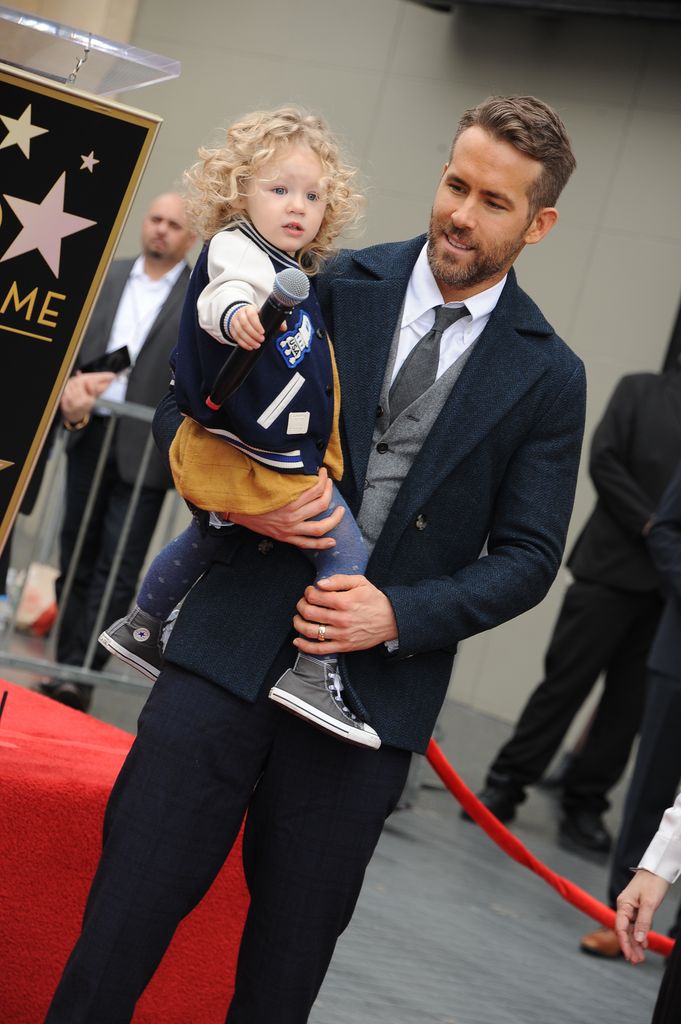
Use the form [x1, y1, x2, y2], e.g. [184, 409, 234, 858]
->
[0, 397, 189, 698]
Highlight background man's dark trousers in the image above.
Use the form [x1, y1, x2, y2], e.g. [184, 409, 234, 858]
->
[55, 415, 164, 671]
[486, 578, 662, 821]
[56, 416, 166, 673]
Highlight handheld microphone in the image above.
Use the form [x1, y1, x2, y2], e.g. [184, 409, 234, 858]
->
[205, 267, 310, 410]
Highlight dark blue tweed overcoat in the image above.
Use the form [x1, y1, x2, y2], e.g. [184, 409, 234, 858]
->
[156, 234, 586, 754]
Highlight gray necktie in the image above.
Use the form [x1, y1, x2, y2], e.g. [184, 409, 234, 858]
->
[389, 304, 469, 423]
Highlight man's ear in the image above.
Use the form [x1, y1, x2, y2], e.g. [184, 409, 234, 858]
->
[524, 207, 558, 246]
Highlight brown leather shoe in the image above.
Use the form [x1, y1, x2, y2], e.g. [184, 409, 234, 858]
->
[579, 926, 622, 959]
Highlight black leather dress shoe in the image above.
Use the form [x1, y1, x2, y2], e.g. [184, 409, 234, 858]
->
[558, 810, 612, 859]
[460, 785, 518, 824]
[35, 679, 91, 713]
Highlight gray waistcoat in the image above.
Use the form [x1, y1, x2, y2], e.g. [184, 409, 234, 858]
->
[357, 317, 477, 552]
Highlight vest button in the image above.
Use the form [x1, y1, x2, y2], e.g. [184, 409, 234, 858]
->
[325, 384, 333, 396]
[376, 441, 389, 454]
[415, 513, 427, 531]
[316, 438, 326, 450]
[258, 539, 274, 554]
[376, 404, 384, 418]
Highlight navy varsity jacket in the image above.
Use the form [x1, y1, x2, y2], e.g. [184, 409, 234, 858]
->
[171, 222, 336, 475]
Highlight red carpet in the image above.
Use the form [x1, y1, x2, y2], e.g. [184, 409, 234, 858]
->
[0, 681, 250, 1023]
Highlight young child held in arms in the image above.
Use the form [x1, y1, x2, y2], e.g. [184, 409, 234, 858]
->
[99, 106, 379, 748]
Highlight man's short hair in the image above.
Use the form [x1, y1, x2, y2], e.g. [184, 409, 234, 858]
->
[453, 95, 576, 215]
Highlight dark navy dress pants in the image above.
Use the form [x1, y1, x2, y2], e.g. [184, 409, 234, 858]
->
[44, 654, 411, 1023]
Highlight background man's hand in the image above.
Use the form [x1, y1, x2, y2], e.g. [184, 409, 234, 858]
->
[60, 371, 115, 425]
[228, 467, 344, 549]
[293, 574, 398, 654]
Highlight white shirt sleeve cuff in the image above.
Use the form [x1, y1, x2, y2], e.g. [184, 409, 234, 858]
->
[639, 834, 681, 884]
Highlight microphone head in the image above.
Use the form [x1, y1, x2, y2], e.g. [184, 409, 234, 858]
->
[272, 267, 310, 307]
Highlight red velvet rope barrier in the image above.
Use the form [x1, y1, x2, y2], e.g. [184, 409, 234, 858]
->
[426, 738, 674, 957]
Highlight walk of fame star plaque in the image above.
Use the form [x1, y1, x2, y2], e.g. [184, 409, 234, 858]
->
[0, 61, 163, 557]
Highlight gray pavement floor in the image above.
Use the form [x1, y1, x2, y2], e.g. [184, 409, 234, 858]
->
[314, 697, 671, 1024]
[3, 646, 672, 1024]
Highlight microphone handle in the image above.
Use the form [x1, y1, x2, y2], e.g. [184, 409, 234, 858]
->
[206, 295, 294, 409]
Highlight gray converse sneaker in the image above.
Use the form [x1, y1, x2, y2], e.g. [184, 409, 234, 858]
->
[269, 654, 381, 750]
[98, 606, 163, 682]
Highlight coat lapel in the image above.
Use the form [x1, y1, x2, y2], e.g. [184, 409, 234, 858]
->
[132, 264, 190, 374]
[77, 259, 134, 366]
[359, 267, 556, 571]
[329, 236, 425, 497]
[138, 265, 190, 352]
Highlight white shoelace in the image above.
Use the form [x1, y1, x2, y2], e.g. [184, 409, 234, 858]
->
[326, 668, 360, 722]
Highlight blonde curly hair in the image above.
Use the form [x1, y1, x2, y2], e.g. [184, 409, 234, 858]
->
[183, 106, 364, 274]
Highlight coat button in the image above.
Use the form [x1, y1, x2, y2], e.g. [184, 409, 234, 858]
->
[316, 328, 325, 339]
[376, 404, 384, 418]
[325, 384, 333, 396]
[258, 539, 273, 554]
[415, 513, 427, 531]
[376, 441, 389, 454]
[316, 438, 325, 450]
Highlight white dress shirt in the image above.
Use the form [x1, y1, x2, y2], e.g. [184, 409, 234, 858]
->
[99, 256, 186, 406]
[382, 247, 505, 653]
[639, 790, 681, 884]
[391, 243, 506, 386]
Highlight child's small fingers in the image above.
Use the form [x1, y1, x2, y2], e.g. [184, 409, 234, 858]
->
[246, 309, 264, 334]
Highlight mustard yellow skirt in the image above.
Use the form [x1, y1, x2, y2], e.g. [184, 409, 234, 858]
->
[169, 343, 344, 515]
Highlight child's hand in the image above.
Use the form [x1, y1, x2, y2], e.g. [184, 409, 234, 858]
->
[230, 305, 265, 350]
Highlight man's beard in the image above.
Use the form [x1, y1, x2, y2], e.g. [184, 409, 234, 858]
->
[144, 241, 167, 260]
[427, 218, 526, 291]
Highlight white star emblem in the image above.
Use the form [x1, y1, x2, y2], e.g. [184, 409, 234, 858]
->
[0, 104, 48, 158]
[1, 173, 97, 277]
[80, 151, 99, 173]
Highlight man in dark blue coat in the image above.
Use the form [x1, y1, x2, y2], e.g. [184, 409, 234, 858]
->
[45, 96, 586, 1023]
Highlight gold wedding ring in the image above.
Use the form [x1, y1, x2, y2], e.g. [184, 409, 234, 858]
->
[317, 623, 327, 642]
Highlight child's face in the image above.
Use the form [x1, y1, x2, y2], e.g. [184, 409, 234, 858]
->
[240, 144, 327, 256]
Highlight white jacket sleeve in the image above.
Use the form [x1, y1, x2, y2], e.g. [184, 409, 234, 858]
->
[197, 230, 276, 344]
[639, 790, 681, 884]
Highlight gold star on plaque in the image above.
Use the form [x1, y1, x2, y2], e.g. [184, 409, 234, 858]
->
[80, 151, 100, 173]
[1, 173, 97, 277]
[0, 104, 48, 158]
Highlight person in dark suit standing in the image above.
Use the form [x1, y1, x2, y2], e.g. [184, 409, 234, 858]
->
[581, 458, 681, 958]
[45, 96, 585, 1023]
[612, 462, 681, 1024]
[469, 367, 681, 856]
[40, 193, 196, 711]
